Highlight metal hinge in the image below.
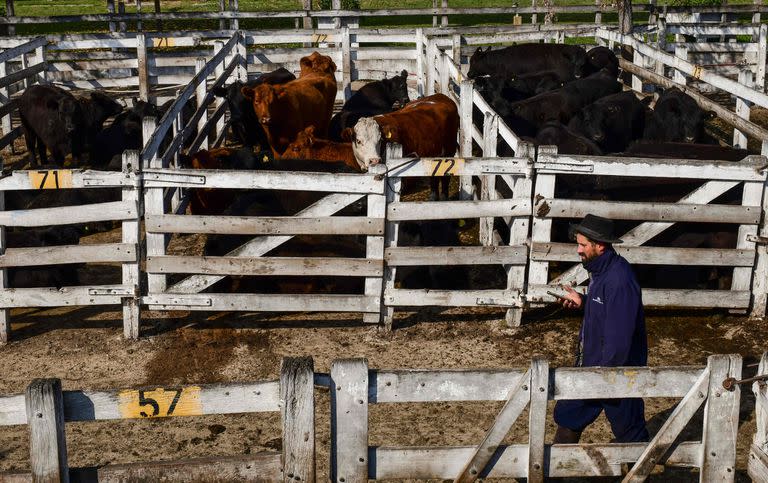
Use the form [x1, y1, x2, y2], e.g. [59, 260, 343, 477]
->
[534, 161, 595, 173]
[746, 234, 768, 244]
[143, 171, 206, 186]
[89, 286, 138, 297]
[144, 295, 213, 307]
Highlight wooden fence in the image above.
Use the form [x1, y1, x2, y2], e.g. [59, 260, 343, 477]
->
[0, 357, 315, 482]
[0, 354, 760, 481]
[0, 36, 46, 154]
[330, 354, 744, 481]
[750, 352, 768, 482]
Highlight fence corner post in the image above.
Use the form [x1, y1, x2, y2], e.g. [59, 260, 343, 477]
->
[330, 358, 369, 483]
[382, 143, 404, 331]
[459, 78, 474, 200]
[757, 24, 767, 93]
[137, 32, 150, 102]
[122, 150, 142, 340]
[281, 357, 315, 483]
[363, 164, 387, 325]
[700, 354, 742, 481]
[26, 378, 69, 483]
[527, 357, 548, 483]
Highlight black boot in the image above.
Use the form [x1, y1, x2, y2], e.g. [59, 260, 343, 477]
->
[553, 425, 582, 444]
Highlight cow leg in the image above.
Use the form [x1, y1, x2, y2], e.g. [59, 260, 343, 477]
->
[20, 120, 39, 167]
[441, 176, 450, 200]
[429, 177, 440, 201]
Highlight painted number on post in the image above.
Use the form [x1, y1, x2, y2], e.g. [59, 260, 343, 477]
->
[153, 37, 176, 47]
[118, 386, 202, 419]
[422, 158, 464, 176]
[28, 170, 72, 189]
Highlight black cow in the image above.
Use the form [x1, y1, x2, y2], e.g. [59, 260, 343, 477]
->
[328, 70, 410, 141]
[567, 91, 648, 153]
[90, 99, 163, 167]
[467, 44, 589, 81]
[535, 121, 603, 155]
[504, 69, 621, 137]
[19, 85, 84, 167]
[621, 141, 748, 161]
[76, 91, 124, 152]
[212, 67, 296, 148]
[584, 46, 620, 78]
[6, 226, 81, 289]
[643, 87, 715, 143]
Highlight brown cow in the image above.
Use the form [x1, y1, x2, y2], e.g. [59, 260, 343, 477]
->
[243, 52, 337, 155]
[281, 126, 361, 173]
[347, 93, 459, 199]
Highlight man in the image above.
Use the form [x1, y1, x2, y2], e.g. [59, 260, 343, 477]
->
[554, 214, 649, 444]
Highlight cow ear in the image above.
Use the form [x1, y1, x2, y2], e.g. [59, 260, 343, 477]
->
[400, 69, 408, 79]
[474, 47, 483, 55]
[341, 128, 354, 141]
[241, 86, 256, 100]
[300, 56, 312, 71]
[178, 152, 192, 168]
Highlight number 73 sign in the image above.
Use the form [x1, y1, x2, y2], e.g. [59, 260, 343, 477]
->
[118, 386, 202, 418]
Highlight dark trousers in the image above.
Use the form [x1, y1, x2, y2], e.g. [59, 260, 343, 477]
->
[553, 397, 649, 443]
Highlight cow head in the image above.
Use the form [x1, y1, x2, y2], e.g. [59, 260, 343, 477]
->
[284, 126, 316, 158]
[214, 81, 246, 121]
[467, 46, 492, 79]
[80, 91, 124, 130]
[52, 96, 81, 135]
[243, 84, 282, 126]
[585, 46, 619, 78]
[384, 70, 410, 109]
[299, 51, 337, 77]
[350, 117, 387, 171]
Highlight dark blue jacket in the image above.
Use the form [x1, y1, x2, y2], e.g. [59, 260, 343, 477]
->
[579, 248, 647, 367]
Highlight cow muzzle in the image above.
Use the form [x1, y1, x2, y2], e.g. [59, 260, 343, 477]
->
[260, 117, 271, 125]
[368, 157, 382, 166]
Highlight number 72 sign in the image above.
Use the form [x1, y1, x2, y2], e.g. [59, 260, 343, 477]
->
[118, 386, 202, 419]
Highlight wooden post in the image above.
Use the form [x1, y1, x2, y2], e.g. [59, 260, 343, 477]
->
[655, 17, 667, 77]
[505, 143, 533, 327]
[528, 145, 557, 293]
[26, 379, 69, 483]
[416, 29, 426, 98]
[674, 45, 688, 85]
[342, 26, 352, 101]
[459, 79, 473, 200]
[527, 357, 548, 483]
[757, 24, 767, 93]
[107, 0, 116, 32]
[363, 164, 386, 324]
[122, 151, 142, 339]
[632, 50, 643, 93]
[281, 357, 315, 483]
[153, 0, 161, 31]
[749, 143, 768, 319]
[439, 53, 449, 97]
[594, 0, 601, 24]
[479, 112, 497, 247]
[219, 0, 227, 30]
[213, 41, 226, 145]
[382, 143, 403, 331]
[137, 33, 149, 102]
[426, 37, 436, 96]
[432, 0, 438, 27]
[136, 0, 142, 31]
[229, 0, 239, 30]
[452, 33, 462, 67]
[35, 43, 46, 86]
[441, 0, 448, 27]
[331, 359, 369, 483]
[143, 116, 167, 294]
[531, 0, 537, 24]
[754, 0, 762, 24]
[236, 30, 247, 83]
[332, 0, 341, 29]
[753, 352, 768, 453]
[733, 69, 752, 149]
[5, 0, 15, 37]
[302, 0, 312, 29]
[0, 61, 11, 156]
[700, 354, 742, 481]
[0, 159, 7, 344]
[195, 58, 209, 151]
[118, 0, 126, 33]
[647, 0, 657, 26]
[20, 50, 31, 90]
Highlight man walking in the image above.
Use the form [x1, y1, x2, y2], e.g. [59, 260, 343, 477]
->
[554, 214, 650, 444]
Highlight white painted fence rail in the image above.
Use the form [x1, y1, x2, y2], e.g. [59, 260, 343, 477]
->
[750, 351, 768, 482]
[0, 357, 314, 482]
[331, 355, 743, 482]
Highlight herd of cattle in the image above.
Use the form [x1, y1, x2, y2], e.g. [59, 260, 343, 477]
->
[5, 44, 751, 293]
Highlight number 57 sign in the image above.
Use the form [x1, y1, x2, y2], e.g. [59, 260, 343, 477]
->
[118, 386, 202, 419]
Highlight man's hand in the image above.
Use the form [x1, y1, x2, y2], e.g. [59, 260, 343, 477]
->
[561, 285, 583, 309]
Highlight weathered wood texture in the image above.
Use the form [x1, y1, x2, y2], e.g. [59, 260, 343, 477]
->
[281, 357, 315, 483]
[331, 359, 369, 483]
[25, 379, 68, 483]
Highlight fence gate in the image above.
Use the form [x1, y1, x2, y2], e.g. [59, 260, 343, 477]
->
[750, 352, 768, 482]
[330, 355, 742, 482]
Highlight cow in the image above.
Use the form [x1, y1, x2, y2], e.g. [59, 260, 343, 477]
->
[282, 126, 361, 173]
[212, 67, 296, 148]
[643, 87, 715, 143]
[6, 226, 81, 289]
[584, 46, 620, 78]
[567, 91, 648, 153]
[328, 70, 410, 141]
[535, 121, 603, 155]
[467, 43, 589, 81]
[503, 69, 621, 137]
[243, 52, 338, 155]
[347, 93, 459, 200]
[90, 99, 163, 167]
[19, 85, 86, 167]
[621, 141, 748, 161]
[76, 91, 124, 151]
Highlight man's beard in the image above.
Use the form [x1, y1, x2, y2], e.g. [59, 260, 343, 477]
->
[580, 252, 598, 267]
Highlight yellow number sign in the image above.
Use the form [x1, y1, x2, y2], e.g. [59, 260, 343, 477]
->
[153, 37, 176, 48]
[421, 158, 464, 176]
[28, 170, 72, 189]
[118, 386, 202, 419]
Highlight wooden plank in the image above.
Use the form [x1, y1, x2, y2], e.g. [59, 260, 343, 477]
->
[529, 152, 556, 287]
[385, 245, 527, 266]
[385, 157, 529, 178]
[146, 214, 383, 235]
[0, 63, 45, 90]
[363, 165, 386, 324]
[146, 255, 382, 277]
[527, 358, 548, 483]
[0, 201, 137, 227]
[281, 357, 315, 483]
[0, 285, 131, 308]
[528, 284, 751, 309]
[0, 170, 134, 190]
[371, 366, 702, 403]
[0, 244, 136, 267]
[331, 359, 369, 483]
[385, 288, 522, 307]
[388, 199, 531, 221]
[144, 294, 379, 313]
[506, 148, 533, 327]
[0, 160, 7, 345]
[166, 193, 365, 294]
[143, 168, 383, 194]
[623, 365, 710, 482]
[531, 242, 755, 267]
[0, 37, 47, 65]
[382, 144, 403, 330]
[700, 354, 742, 481]
[749, 444, 768, 483]
[480, 113, 499, 246]
[142, 116, 167, 295]
[455, 367, 531, 482]
[731, 180, 762, 297]
[26, 379, 68, 483]
[371, 442, 701, 479]
[121, 151, 142, 339]
[754, 352, 768, 453]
